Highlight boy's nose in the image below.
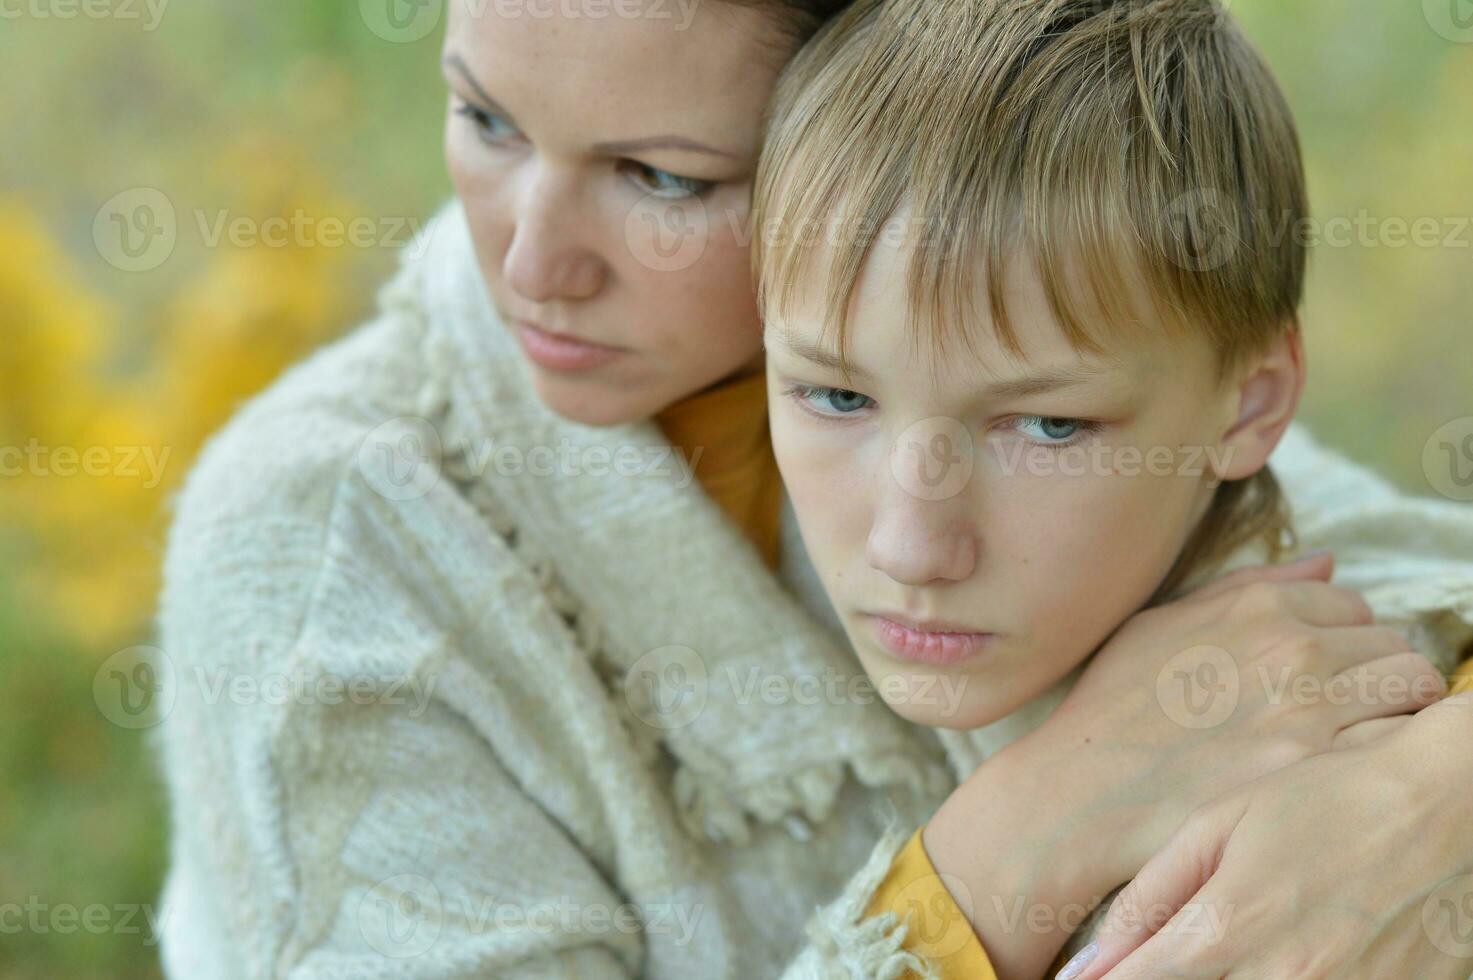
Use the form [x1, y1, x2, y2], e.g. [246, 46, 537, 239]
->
[865, 489, 978, 586]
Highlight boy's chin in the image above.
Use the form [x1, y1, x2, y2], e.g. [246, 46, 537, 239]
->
[881, 693, 1005, 731]
[861, 663, 1015, 731]
[863, 658, 1057, 732]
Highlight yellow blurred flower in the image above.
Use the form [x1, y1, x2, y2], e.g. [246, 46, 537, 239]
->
[2, 125, 374, 649]
[0, 201, 109, 442]
[149, 128, 367, 452]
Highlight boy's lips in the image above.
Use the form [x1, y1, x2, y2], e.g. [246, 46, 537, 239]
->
[865, 612, 996, 666]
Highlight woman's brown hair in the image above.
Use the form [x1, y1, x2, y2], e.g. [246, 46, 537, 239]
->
[722, 0, 857, 44]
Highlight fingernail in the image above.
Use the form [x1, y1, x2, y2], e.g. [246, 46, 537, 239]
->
[1056, 941, 1099, 980]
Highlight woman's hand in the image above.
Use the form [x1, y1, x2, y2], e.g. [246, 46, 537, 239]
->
[922, 550, 1444, 979]
[1027, 549, 1445, 890]
[1062, 691, 1473, 980]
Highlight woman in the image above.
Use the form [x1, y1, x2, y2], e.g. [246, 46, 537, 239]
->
[152, 1, 1473, 976]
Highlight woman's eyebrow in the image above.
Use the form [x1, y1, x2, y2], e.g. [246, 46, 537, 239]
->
[442, 51, 737, 161]
[442, 52, 514, 120]
[590, 135, 742, 160]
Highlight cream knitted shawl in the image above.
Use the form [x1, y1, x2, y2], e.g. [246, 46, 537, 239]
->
[151, 199, 1473, 979]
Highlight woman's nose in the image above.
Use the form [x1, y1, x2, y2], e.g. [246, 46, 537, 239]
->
[502, 176, 607, 303]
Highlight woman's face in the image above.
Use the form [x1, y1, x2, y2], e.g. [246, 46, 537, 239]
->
[443, 1, 792, 425]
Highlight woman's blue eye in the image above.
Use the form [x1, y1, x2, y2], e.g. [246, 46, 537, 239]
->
[1013, 415, 1099, 446]
[632, 163, 713, 198]
[788, 384, 874, 417]
[456, 103, 519, 144]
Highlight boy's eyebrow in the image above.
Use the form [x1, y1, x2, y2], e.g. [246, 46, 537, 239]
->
[977, 365, 1116, 399]
[776, 335, 876, 382]
[775, 334, 1115, 397]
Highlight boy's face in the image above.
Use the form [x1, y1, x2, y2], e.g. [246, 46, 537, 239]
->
[765, 222, 1245, 729]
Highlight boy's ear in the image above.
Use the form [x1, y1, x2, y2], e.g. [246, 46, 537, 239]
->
[1214, 326, 1306, 481]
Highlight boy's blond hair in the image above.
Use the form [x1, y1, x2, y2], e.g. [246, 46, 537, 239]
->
[753, 0, 1307, 601]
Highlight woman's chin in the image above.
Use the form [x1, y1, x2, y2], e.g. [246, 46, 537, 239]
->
[525, 372, 651, 428]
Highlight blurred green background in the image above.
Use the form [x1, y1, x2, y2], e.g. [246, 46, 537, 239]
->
[1, 0, 1469, 974]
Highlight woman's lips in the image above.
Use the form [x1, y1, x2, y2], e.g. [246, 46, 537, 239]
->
[868, 614, 995, 666]
[514, 320, 626, 372]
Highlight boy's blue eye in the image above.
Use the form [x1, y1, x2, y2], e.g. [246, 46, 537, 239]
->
[787, 384, 874, 417]
[456, 103, 519, 144]
[1013, 415, 1100, 446]
[631, 163, 714, 198]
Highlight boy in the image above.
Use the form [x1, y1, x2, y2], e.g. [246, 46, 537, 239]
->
[751, 0, 1473, 976]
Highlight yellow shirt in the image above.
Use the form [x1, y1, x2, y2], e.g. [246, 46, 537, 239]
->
[654, 367, 1473, 979]
[1452, 655, 1473, 697]
[655, 366, 782, 572]
[864, 826, 1001, 978]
